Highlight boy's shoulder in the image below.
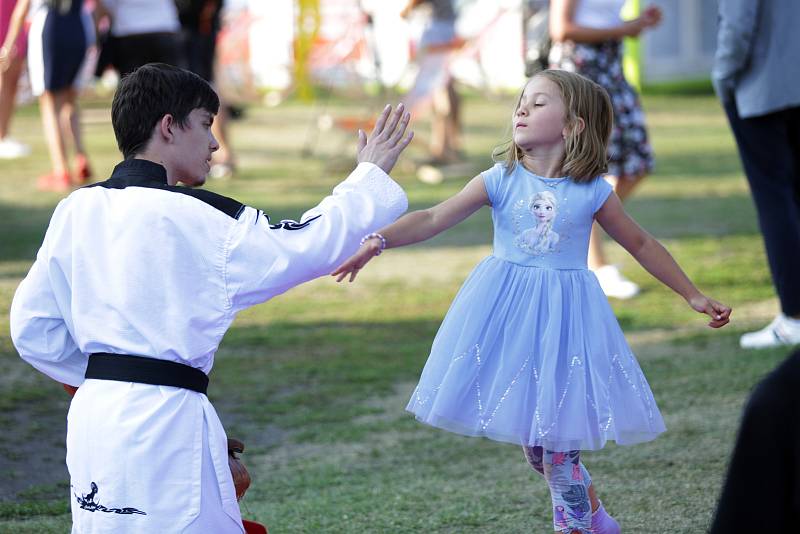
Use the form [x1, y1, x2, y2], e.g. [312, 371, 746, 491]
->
[83, 174, 245, 220]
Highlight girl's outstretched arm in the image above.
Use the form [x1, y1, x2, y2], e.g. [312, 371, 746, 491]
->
[595, 193, 732, 328]
[332, 174, 490, 282]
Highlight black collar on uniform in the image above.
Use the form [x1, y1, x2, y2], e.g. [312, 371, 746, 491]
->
[109, 158, 169, 185]
[85, 157, 246, 219]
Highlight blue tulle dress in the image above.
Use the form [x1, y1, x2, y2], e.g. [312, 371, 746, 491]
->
[406, 163, 666, 451]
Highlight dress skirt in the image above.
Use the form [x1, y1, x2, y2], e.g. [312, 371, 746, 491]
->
[406, 255, 666, 451]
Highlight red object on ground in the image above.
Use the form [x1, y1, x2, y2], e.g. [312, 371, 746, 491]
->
[74, 154, 92, 183]
[37, 171, 72, 192]
[243, 519, 268, 534]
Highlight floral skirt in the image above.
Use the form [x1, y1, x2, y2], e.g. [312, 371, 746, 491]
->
[549, 40, 655, 180]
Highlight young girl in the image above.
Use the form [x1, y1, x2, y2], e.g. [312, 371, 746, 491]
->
[332, 70, 731, 534]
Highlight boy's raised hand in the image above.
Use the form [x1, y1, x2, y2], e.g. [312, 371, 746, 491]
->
[688, 295, 732, 328]
[331, 239, 383, 283]
[357, 104, 414, 174]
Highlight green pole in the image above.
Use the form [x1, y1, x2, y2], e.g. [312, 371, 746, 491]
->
[295, 0, 320, 102]
[622, 0, 642, 91]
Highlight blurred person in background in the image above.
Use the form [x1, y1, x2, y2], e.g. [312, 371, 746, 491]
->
[94, 0, 181, 76]
[1, 0, 94, 191]
[549, 0, 661, 299]
[0, 0, 31, 159]
[177, 0, 236, 179]
[402, 0, 464, 167]
[713, 0, 800, 349]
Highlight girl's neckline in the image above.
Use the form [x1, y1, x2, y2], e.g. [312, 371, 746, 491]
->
[518, 164, 569, 182]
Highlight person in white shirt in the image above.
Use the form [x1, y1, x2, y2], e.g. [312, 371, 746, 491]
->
[9, 62, 413, 533]
[95, 0, 182, 75]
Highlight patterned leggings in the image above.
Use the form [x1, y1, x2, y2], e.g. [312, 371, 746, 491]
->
[523, 446, 592, 533]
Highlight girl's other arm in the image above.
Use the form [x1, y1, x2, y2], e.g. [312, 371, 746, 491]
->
[332, 174, 490, 282]
[595, 193, 731, 328]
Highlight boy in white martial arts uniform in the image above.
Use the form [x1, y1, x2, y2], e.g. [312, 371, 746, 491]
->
[9, 63, 413, 533]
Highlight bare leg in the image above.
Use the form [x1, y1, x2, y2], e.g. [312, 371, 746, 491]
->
[209, 102, 235, 178]
[443, 80, 462, 158]
[58, 87, 86, 157]
[39, 90, 69, 175]
[0, 52, 25, 139]
[615, 173, 645, 201]
[214, 103, 233, 161]
[429, 84, 449, 161]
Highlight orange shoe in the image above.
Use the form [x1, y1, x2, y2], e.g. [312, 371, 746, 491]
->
[74, 154, 92, 184]
[37, 170, 72, 192]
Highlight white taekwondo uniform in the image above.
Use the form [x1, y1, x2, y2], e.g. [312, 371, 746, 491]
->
[9, 158, 408, 533]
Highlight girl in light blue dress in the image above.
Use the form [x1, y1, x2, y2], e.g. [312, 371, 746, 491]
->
[333, 70, 731, 534]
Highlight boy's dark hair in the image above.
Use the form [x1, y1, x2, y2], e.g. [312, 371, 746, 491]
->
[111, 63, 220, 159]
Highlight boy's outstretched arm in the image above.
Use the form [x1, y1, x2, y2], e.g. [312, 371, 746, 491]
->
[332, 173, 491, 282]
[596, 193, 732, 328]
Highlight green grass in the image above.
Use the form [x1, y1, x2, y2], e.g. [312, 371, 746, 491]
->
[0, 91, 783, 533]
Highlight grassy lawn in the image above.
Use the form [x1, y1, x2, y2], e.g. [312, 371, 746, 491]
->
[0, 90, 786, 533]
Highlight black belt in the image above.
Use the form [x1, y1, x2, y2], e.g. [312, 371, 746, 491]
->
[85, 353, 208, 394]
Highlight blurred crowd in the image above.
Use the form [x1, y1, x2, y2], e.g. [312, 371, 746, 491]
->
[0, 0, 236, 190]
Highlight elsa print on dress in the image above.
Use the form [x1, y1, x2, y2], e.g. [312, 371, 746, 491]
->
[516, 191, 560, 255]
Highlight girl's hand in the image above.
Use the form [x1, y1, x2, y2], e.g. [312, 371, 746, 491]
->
[331, 238, 383, 282]
[688, 294, 732, 328]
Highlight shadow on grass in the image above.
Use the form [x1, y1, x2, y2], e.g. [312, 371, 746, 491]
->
[0, 201, 54, 263]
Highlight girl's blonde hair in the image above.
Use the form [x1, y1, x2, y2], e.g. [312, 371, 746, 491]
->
[493, 69, 613, 183]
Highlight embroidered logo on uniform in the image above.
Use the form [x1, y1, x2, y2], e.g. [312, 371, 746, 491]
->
[256, 211, 322, 230]
[74, 482, 147, 515]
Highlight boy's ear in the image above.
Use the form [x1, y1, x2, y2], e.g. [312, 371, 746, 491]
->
[159, 114, 175, 142]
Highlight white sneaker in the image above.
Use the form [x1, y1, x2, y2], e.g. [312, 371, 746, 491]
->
[593, 265, 640, 299]
[416, 164, 444, 184]
[0, 137, 31, 159]
[740, 314, 800, 349]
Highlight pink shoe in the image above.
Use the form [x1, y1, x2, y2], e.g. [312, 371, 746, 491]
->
[591, 503, 620, 534]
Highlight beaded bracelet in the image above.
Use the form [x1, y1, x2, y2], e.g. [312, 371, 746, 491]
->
[360, 232, 387, 255]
